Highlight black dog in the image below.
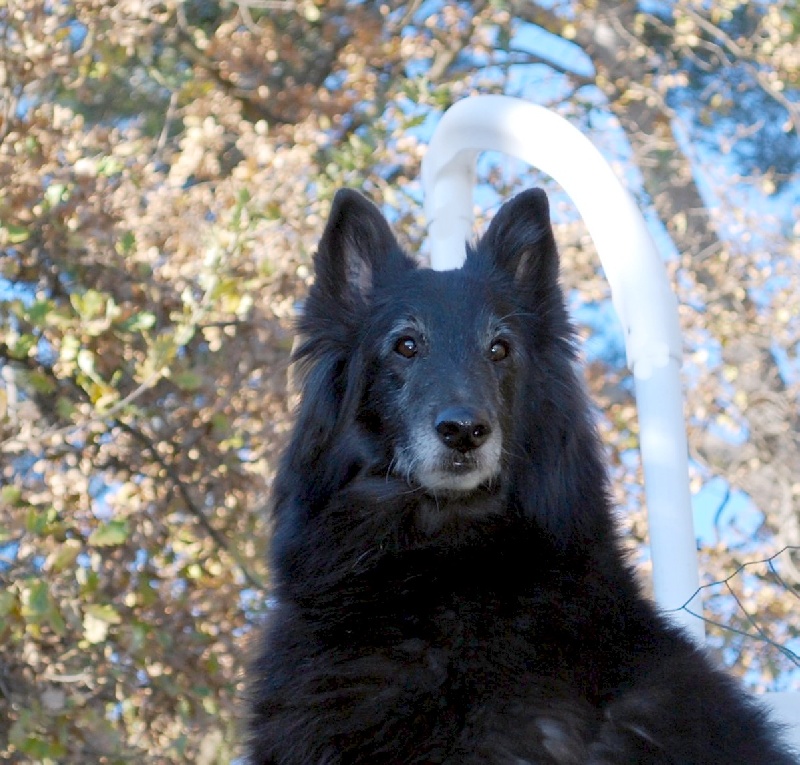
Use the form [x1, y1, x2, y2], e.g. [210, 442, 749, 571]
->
[246, 189, 797, 764]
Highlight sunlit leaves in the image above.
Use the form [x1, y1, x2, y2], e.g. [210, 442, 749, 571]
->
[83, 604, 122, 644]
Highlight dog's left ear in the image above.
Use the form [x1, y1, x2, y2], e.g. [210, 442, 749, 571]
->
[314, 189, 413, 306]
[476, 188, 559, 290]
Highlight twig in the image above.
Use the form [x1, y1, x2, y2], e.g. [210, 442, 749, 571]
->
[115, 419, 266, 591]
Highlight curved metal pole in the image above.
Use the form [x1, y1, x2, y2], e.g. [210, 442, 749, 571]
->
[421, 95, 704, 641]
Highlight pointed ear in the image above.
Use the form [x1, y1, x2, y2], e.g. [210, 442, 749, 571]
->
[476, 188, 559, 289]
[314, 189, 412, 306]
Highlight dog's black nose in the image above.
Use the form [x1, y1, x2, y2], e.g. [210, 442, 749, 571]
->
[435, 407, 492, 452]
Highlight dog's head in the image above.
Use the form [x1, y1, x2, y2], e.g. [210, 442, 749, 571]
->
[294, 188, 575, 500]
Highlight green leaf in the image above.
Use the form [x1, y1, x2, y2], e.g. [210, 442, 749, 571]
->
[23, 580, 50, 618]
[1, 485, 23, 506]
[173, 322, 196, 347]
[60, 334, 81, 363]
[185, 563, 203, 580]
[26, 298, 55, 326]
[116, 230, 136, 255]
[88, 520, 129, 547]
[25, 506, 57, 535]
[8, 716, 32, 754]
[77, 567, 100, 595]
[56, 396, 76, 419]
[402, 114, 427, 129]
[121, 311, 156, 333]
[27, 370, 57, 395]
[44, 182, 69, 207]
[136, 579, 158, 607]
[49, 539, 82, 572]
[128, 621, 149, 651]
[0, 590, 17, 619]
[2, 222, 30, 243]
[172, 369, 203, 391]
[71, 289, 108, 321]
[98, 155, 124, 177]
[145, 332, 180, 374]
[84, 603, 122, 624]
[9, 333, 36, 359]
[77, 348, 97, 376]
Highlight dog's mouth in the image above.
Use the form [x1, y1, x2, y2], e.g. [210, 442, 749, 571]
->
[406, 446, 501, 495]
[390, 423, 503, 495]
[447, 453, 478, 474]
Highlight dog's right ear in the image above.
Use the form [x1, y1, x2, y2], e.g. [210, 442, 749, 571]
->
[475, 188, 559, 293]
[313, 189, 412, 307]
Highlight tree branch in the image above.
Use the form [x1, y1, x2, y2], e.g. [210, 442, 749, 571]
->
[115, 419, 266, 591]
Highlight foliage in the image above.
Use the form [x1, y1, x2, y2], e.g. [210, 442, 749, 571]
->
[0, 0, 797, 761]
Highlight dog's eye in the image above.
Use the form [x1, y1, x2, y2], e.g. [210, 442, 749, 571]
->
[489, 339, 510, 362]
[394, 337, 418, 358]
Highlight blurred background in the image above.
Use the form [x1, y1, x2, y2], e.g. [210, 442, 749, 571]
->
[0, 1, 798, 762]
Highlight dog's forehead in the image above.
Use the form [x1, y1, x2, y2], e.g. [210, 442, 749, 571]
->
[375, 266, 504, 330]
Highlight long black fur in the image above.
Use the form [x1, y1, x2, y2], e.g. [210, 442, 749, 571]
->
[246, 189, 798, 764]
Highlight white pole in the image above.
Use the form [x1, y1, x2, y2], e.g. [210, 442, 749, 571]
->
[421, 95, 704, 641]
